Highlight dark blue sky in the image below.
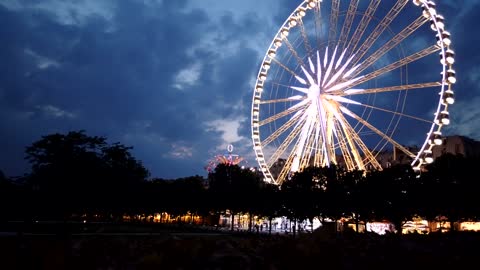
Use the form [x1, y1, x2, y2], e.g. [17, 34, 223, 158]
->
[0, 0, 479, 179]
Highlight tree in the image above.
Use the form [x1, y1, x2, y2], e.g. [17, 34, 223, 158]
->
[208, 164, 263, 231]
[421, 154, 480, 230]
[364, 164, 417, 234]
[258, 183, 282, 234]
[24, 130, 149, 219]
[281, 166, 324, 235]
[341, 169, 366, 232]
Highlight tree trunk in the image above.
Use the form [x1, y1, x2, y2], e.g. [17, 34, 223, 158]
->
[292, 219, 297, 238]
[230, 212, 234, 231]
[393, 219, 403, 235]
[449, 220, 455, 232]
[248, 214, 251, 232]
[269, 217, 272, 235]
[355, 214, 360, 233]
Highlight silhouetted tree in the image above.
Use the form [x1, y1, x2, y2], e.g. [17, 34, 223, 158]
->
[24, 130, 149, 220]
[208, 164, 263, 230]
[281, 166, 326, 235]
[364, 164, 417, 234]
[421, 154, 480, 230]
[341, 169, 366, 232]
[258, 183, 281, 234]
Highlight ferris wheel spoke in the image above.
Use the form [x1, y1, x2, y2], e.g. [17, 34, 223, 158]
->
[313, 2, 324, 49]
[298, 18, 314, 56]
[339, 106, 416, 158]
[259, 102, 309, 126]
[351, 103, 433, 124]
[350, 0, 409, 66]
[277, 138, 303, 184]
[333, 120, 356, 171]
[336, 111, 384, 170]
[300, 127, 319, 169]
[352, 16, 429, 77]
[266, 121, 304, 168]
[298, 112, 320, 169]
[260, 96, 306, 105]
[313, 116, 325, 167]
[323, 46, 339, 85]
[270, 57, 303, 79]
[345, 0, 381, 57]
[337, 0, 359, 52]
[346, 45, 441, 89]
[328, 0, 340, 47]
[327, 103, 367, 170]
[283, 38, 308, 70]
[339, 82, 442, 96]
[262, 113, 303, 147]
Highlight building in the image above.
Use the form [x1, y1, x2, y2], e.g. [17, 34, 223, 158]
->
[432, 135, 480, 159]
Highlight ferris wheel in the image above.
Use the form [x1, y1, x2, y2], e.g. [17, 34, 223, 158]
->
[251, 0, 455, 185]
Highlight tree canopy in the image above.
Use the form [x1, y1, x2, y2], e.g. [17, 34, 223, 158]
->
[25, 130, 149, 191]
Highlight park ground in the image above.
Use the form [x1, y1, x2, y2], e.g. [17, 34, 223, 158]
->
[0, 222, 479, 269]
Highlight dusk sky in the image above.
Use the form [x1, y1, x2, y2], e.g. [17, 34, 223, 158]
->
[1, 0, 479, 179]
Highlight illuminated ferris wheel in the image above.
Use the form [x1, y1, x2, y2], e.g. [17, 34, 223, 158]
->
[251, 0, 455, 185]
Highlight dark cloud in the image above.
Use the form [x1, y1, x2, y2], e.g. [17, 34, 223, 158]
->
[0, 0, 479, 179]
[0, 0, 269, 178]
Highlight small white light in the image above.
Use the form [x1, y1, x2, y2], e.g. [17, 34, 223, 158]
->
[447, 69, 456, 84]
[431, 131, 443, 145]
[289, 18, 298, 27]
[259, 74, 267, 81]
[437, 31, 451, 47]
[281, 28, 289, 39]
[434, 111, 450, 126]
[440, 111, 450, 125]
[443, 90, 454, 105]
[436, 15, 445, 31]
[427, 1, 437, 16]
[422, 10, 430, 19]
[440, 49, 455, 65]
[268, 49, 276, 58]
[298, 7, 306, 17]
[263, 61, 271, 70]
[274, 38, 282, 47]
[423, 150, 434, 164]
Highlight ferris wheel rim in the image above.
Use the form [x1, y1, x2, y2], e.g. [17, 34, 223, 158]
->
[251, 0, 455, 185]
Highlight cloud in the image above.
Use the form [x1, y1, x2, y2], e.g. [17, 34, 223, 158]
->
[0, 0, 479, 180]
[35, 104, 76, 119]
[440, 0, 480, 29]
[205, 118, 247, 147]
[24, 49, 60, 70]
[445, 96, 480, 140]
[1, 0, 116, 27]
[164, 143, 194, 159]
[172, 62, 202, 90]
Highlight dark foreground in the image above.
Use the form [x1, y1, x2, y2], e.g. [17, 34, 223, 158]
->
[0, 224, 478, 270]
